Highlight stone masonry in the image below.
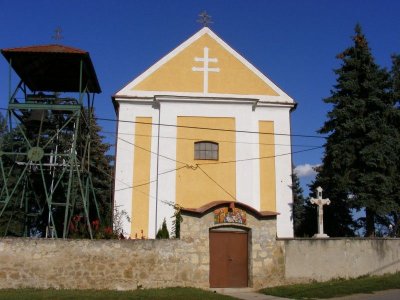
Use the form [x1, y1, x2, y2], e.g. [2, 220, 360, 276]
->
[0, 204, 282, 290]
[180, 204, 284, 289]
[2, 207, 399, 290]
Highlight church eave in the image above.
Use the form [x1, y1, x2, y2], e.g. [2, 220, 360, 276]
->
[180, 200, 279, 220]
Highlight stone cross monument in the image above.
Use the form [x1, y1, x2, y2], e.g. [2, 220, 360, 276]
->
[310, 186, 331, 238]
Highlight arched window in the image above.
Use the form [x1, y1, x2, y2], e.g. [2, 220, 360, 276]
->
[194, 141, 219, 160]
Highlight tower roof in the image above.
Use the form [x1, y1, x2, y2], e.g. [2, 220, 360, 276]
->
[2, 44, 101, 93]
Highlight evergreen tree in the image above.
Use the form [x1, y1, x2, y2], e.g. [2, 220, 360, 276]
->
[84, 109, 113, 227]
[156, 218, 170, 239]
[388, 54, 400, 236]
[292, 172, 306, 236]
[391, 54, 400, 103]
[309, 173, 357, 237]
[171, 204, 183, 239]
[0, 109, 113, 237]
[0, 113, 6, 136]
[291, 170, 320, 237]
[319, 24, 400, 236]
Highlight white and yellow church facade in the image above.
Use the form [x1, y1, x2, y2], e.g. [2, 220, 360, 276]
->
[113, 27, 296, 239]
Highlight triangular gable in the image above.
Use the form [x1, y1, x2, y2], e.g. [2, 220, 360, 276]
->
[116, 28, 293, 103]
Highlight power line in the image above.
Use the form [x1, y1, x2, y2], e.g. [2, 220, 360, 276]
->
[0, 107, 326, 139]
[96, 117, 327, 139]
[117, 131, 324, 168]
[112, 145, 324, 192]
[101, 130, 322, 148]
[197, 165, 237, 201]
[196, 145, 324, 166]
[117, 137, 187, 165]
[115, 165, 187, 192]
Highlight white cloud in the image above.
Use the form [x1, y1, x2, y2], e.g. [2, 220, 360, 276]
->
[294, 164, 320, 178]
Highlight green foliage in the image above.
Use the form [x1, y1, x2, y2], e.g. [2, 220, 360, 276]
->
[0, 287, 236, 300]
[391, 54, 400, 103]
[0, 108, 113, 238]
[84, 109, 113, 228]
[171, 204, 183, 238]
[112, 206, 131, 238]
[292, 172, 307, 236]
[0, 113, 6, 136]
[156, 218, 170, 239]
[291, 171, 320, 237]
[262, 272, 400, 299]
[318, 24, 400, 236]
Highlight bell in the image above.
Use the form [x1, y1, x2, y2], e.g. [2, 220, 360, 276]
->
[27, 109, 48, 122]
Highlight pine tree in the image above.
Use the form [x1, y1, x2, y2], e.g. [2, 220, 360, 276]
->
[291, 170, 322, 237]
[389, 54, 400, 236]
[0, 109, 113, 237]
[319, 24, 400, 236]
[156, 218, 170, 239]
[292, 172, 306, 236]
[0, 113, 6, 136]
[85, 109, 113, 227]
[391, 54, 400, 103]
[309, 173, 357, 237]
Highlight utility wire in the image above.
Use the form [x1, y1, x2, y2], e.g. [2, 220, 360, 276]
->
[96, 117, 327, 140]
[101, 130, 322, 148]
[117, 132, 323, 168]
[197, 165, 238, 201]
[196, 146, 324, 166]
[117, 137, 187, 165]
[112, 145, 324, 192]
[0, 107, 327, 139]
[115, 165, 187, 192]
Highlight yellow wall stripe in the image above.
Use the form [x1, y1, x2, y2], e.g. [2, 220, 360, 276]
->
[259, 121, 276, 211]
[176, 117, 236, 208]
[131, 117, 152, 238]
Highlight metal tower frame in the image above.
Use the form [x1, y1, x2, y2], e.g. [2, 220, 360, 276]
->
[0, 45, 102, 238]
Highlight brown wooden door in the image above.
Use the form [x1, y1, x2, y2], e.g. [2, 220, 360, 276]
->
[209, 231, 248, 287]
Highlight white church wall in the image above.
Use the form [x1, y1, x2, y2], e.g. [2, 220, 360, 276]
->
[114, 101, 158, 237]
[255, 106, 294, 238]
[114, 98, 294, 238]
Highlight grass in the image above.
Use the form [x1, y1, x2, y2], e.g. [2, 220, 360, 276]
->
[0, 287, 236, 300]
[261, 272, 400, 299]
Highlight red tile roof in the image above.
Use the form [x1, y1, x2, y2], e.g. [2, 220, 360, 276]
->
[181, 200, 279, 219]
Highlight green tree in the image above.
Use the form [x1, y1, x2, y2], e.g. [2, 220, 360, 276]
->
[0, 113, 6, 136]
[171, 204, 183, 239]
[309, 173, 357, 237]
[319, 24, 400, 236]
[391, 54, 400, 103]
[388, 54, 400, 236]
[84, 109, 113, 227]
[0, 109, 113, 238]
[292, 172, 306, 236]
[156, 218, 170, 239]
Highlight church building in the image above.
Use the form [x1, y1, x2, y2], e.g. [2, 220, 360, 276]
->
[113, 27, 296, 239]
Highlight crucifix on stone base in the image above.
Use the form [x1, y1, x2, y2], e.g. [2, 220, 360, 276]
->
[310, 186, 331, 238]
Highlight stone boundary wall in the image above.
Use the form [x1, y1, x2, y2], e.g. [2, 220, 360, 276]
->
[1, 232, 399, 290]
[0, 238, 208, 290]
[0, 209, 284, 291]
[283, 238, 400, 283]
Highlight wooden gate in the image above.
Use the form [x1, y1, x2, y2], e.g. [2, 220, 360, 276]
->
[209, 230, 248, 287]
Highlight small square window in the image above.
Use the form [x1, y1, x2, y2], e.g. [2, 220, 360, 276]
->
[194, 141, 218, 160]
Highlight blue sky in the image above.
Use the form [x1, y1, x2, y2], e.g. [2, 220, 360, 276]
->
[1, 0, 399, 194]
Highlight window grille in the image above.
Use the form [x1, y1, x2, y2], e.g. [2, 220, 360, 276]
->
[194, 141, 218, 160]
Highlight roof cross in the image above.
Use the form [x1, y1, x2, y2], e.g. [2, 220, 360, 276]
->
[197, 11, 213, 27]
[52, 27, 63, 41]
